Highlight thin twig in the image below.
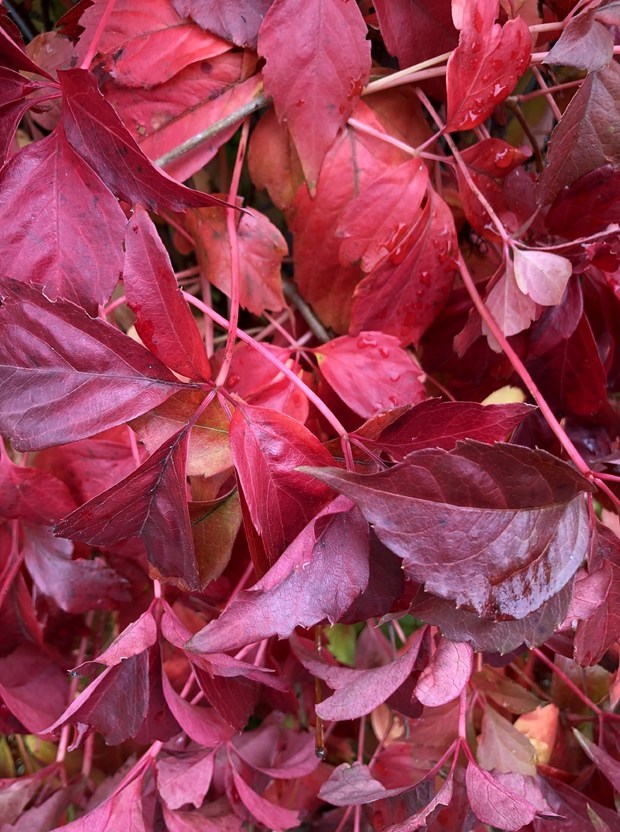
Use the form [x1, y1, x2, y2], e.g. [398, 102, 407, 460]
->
[282, 281, 331, 343]
[504, 99, 544, 173]
[155, 92, 270, 169]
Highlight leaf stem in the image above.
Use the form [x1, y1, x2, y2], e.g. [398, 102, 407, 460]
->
[363, 51, 453, 95]
[79, 0, 119, 71]
[532, 648, 602, 717]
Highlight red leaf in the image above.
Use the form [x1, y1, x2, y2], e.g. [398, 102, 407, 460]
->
[59, 68, 228, 212]
[0, 20, 54, 79]
[0, 453, 76, 525]
[172, 0, 272, 48]
[314, 633, 423, 721]
[382, 775, 454, 832]
[0, 644, 69, 736]
[574, 730, 620, 793]
[0, 126, 126, 314]
[229, 763, 300, 831]
[305, 442, 592, 619]
[23, 526, 130, 614]
[374, 399, 532, 459]
[318, 762, 411, 806]
[161, 670, 234, 746]
[187, 496, 370, 654]
[258, 0, 371, 189]
[336, 158, 429, 273]
[54, 429, 201, 590]
[414, 638, 473, 706]
[0, 279, 186, 451]
[124, 206, 211, 381]
[348, 188, 458, 347]
[314, 332, 425, 419]
[446, 0, 531, 132]
[0, 68, 53, 163]
[156, 749, 215, 810]
[537, 61, 620, 205]
[185, 202, 287, 316]
[546, 166, 620, 239]
[465, 763, 540, 831]
[229, 404, 335, 566]
[75, 0, 230, 88]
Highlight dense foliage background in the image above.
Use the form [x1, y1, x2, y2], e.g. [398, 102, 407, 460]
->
[2, 0, 620, 829]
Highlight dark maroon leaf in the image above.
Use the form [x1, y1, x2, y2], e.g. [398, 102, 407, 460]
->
[173, 0, 273, 48]
[546, 166, 620, 239]
[0, 452, 76, 525]
[194, 664, 258, 731]
[0, 126, 126, 314]
[0, 21, 54, 78]
[374, 399, 532, 459]
[537, 61, 620, 205]
[304, 442, 591, 619]
[574, 729, 620, 792]
[123, 206, 211, 381]
[544, 10, 613, 72]
[187, 496, 370, 654]
[0, 644, 68, 736]
[338, 528, 404, 624]
[258, 0, 370, 189]
[59, 68, 229, 213]
[229, 404, 335, 567]
[537, 775, 620, 832]
[0, 279, 187, 451]
[55, 429, 201, 591]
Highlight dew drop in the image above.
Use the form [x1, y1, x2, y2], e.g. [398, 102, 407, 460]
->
[379, 346, 390, 358]
[357, 334, 377, 349]
[419, 270, 431, 287]
[226, 373, 240, 388]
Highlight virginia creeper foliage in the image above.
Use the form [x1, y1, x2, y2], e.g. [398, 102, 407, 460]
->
[3, 0, 620, 829]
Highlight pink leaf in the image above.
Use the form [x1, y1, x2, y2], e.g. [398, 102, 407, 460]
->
[513, 248, 572, 307]
[465, 763, 540, 831]
[161, 669, 234, 746]
[156, 749, 215, 810]
[314, 333, 425, 419]
[229, 764, 299, 831]
[52, 773, 146, 832]
[482, 260, 538, 350]
[59, 68, 229, 213]
[446, 0, 531, 131]
[124, 206, 211, 381]
[0, 279, 186, 451]
[414, 639, 473, 706]
[318, 762, 411, 806]
[172, 0, 272, 48]
[258, 0, 371, 189]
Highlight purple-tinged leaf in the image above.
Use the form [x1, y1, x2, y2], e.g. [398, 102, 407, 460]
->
[187, 496, 370, 654]
[538, 775, 620, 831]
[194, 664, 258, 731]
[124, 206, 211, 381]
[375, 399, 532, 459]
[229, 404, 335, 568]
[81, 608, 158, 669]
[234, 728, 319, 779]
[465, 763, 541, 831]
[0, 126, 126, 314]
[0, 68, 54, 163]
[258, 0, 371, 190]
[414, 639, 473, 706]
[537, 61, 620, 205]
[546, 166, 620, 239]
[544, 10, 613, 73]
[55, 430, 201, 591]
[229, 764, 299, 831]
[318, 762, 411, 806]
[59, 68, 229, 213]
[382, 775, 454, 832]
[304, 441, 591, 619]
[0, 279, 187, 451]
[161, 670, 234, 746]
[52, 772, 146, 832]
[315, 633, 423, 721]
[0, 645, 68, 737]
[172, 0, 272, 48]
[156, 749, 215, 810]
[477, 707, 537, 776]
[0, 21, 54, 79]
[23, 526, 131, 614]
[162, 797, 243, 832]
[574, 729, 620, 792]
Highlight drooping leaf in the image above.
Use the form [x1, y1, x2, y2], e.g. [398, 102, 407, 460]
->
[305, 441, 592, 619]
[476, 707, 537, 776]
[161, 670, 234, 746]
[258, 0, 371, 189]
[446, 0, 531, 131]
[187, 496, 369, 653]
[544, 9, 613, 73]
[185, 202, 287, 316]
[0, 645, 69, 736]
[481, 260, 538, 350]
[76, 0, 230, 87]
[573, 729, 620, 793]
[55, 429, 201, 590]
[190, 491, 242, 587]
[229, 404, 335, 567]
[537, 61, 620, 205]
[123, 205, 211, 381]
[0, 126, 126, 314]
[172, 0, 272, 48]
[229, 763, 300, 831]
[0, 279, 187, 451]
[59, 68, 229, 212]
[0, 453, 76, 525]
[546, 166, 620, 239]
[0, 68, 55, 163]
[513, 248, 572, 307]
[156, 749, 216, 810]
[314, 332, 425, 419]
[465, 764, 541, 831]
[348, 188, 458, 347]
[318, 762, 411, 807]
[414, 638, 473, 706]
[54, 774, 146, 832]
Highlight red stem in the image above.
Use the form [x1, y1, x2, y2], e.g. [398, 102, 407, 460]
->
[79, 0, 119, 70]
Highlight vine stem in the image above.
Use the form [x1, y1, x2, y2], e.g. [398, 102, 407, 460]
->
[532, 648, 603, 719]
[216, 118, 250, 387]
[79, 0, 119, 70]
